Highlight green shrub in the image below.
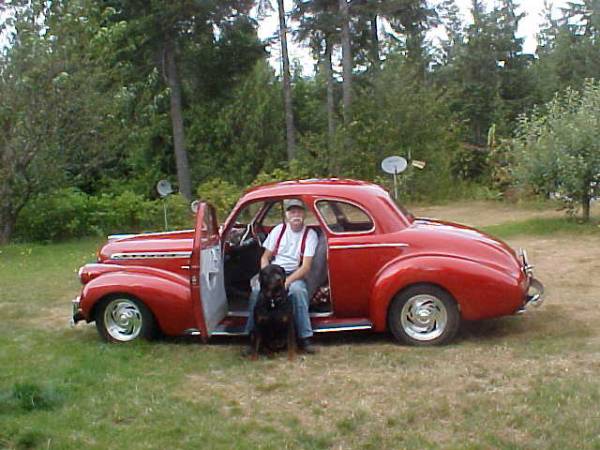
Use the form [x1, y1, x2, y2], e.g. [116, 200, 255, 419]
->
[196, 179, 242, 220]
[161, 194, 196, 230]
[14, 189, 193, 242]
[15, 188, 94, 241]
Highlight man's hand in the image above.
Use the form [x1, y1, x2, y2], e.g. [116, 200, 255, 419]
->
[284, 256, 313, 289]
[261, 249, 273, 269]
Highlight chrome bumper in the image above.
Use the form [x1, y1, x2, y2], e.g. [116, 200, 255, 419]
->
[516, 278, 545, 314]
[70, 296, 83, 326]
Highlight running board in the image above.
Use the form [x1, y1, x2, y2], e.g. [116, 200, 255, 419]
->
[211, 319, 373, 337]
[228, 310, 334, 318]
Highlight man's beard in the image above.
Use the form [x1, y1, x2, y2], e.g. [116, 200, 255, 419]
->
[289, 218, 303, 230]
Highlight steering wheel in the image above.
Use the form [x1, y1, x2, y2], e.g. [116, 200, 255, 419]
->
[228, 223, 261, 252]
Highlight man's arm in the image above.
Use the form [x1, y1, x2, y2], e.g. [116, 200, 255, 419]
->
[285, 256, 313, 288]
[261, 249, 273, 269]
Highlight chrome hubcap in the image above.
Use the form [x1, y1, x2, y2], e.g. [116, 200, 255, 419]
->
[104, 299, 142, 341]
[400, 295, 447, 341]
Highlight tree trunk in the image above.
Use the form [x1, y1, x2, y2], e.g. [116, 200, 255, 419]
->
[0, 204, 16, 245]
[324, 38, 336, 152]
[277, 0, 296, 161]
[370, 15, 380, 71]
[324, 38, 339, 175]
[164, 37, 192, 201]
[339, 0, 352, 126]
[581, 189, 591, 222]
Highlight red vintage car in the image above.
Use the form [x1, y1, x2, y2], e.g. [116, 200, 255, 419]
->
[71, 179, 544, 346]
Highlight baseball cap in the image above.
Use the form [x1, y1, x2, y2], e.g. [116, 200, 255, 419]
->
[284, 199, 305, 210]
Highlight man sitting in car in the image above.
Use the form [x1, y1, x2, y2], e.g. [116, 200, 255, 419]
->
[244, 199, 319, 354]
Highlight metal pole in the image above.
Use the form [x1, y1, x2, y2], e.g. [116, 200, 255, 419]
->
[393, 169, 398, 200]
[163, 199, 169, 231]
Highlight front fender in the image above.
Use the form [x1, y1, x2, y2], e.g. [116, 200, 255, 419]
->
[80, 267, 195, 336]
[369, 255, 526, 331]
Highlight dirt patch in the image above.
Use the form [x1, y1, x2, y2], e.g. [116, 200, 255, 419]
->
[410, 200, 600, 228]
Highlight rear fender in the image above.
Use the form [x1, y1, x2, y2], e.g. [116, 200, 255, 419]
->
[369, 255, 525, 331]
[80, 268, 194, 336]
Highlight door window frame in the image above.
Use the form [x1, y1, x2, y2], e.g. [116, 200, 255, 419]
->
[313, 197, 377, 235]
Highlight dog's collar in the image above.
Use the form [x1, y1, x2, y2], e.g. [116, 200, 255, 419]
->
[269, 295, 284, 309]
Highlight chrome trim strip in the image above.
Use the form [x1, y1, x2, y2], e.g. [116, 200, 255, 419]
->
[183, 328, 202, 336]
[110, 251, 192, 260]
[329, 243, 409, 250]
[314, 324, 372, 333]
[108, 229, 194, 240]
[211, 330, 247, 336]
[210, 324, 373, 336]
[108, 234, 136, 240]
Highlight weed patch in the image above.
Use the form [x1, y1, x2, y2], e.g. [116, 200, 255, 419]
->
[0, 382, 64, 414]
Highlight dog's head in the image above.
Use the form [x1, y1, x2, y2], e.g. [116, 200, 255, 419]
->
[259, 264, 286, 300]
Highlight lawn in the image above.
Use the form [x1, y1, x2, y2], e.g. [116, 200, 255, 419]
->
[1, 203, 599, 449]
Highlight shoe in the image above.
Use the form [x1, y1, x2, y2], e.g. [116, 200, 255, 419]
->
[299, 338, 318, 354]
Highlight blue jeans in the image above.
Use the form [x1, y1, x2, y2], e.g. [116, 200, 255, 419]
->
[244, 279, 313, 339]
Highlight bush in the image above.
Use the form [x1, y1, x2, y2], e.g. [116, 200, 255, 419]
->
[15, 188, 94, 241]
[196, 179, 242, 220]
[14, 189, 193, 242]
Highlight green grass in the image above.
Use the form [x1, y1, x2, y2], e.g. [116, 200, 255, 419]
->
[1, 216, 600, 449]
[482, 216, 600, 238]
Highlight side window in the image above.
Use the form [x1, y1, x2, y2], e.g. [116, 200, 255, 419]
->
[259, 200, 319, 226]
[262, 201, 284, 226]
[316, 200, 374, 233]
[235, 201, 263, 225]
[225, 200, 265, 246]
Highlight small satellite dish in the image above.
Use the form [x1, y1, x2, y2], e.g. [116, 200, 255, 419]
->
[190, 200, 200, 214]
[381, 156, 408, 175]
[156, 179, 173, 198]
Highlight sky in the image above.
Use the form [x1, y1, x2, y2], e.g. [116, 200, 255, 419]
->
[257, 0, 571, 75]
[1, 0, 571, 69]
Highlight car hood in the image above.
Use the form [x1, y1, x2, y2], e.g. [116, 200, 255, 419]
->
[98, 231, 194, 262]
[408, 218, 522, 274]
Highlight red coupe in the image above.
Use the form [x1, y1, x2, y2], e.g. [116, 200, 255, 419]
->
[71, 179, 544, 345]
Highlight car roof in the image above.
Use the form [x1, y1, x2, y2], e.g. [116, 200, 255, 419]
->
[242, 178, 390, 202]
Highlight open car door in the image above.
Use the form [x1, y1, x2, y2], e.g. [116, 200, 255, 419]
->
[190, 202, 227, 341]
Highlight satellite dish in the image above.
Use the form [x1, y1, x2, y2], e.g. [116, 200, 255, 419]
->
[156, 179, 173, 198]
[190, 200, 200, 214]
[381, 156, 408, 174]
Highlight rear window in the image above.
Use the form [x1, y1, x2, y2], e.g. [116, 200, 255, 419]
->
[316, 200, 374, 233]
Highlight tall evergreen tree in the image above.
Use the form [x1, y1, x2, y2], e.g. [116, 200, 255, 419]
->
[293, 0, 339, 153]
[102, 0, 258, 200]
[276, 0, 297, 160]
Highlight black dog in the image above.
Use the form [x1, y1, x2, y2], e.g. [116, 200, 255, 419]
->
[250, 264, 296, 360]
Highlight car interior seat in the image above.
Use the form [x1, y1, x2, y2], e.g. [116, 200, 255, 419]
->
[305, 227, 329, 302]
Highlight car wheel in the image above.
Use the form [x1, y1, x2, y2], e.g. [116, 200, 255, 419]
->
[388, 285, 460, 346]
[95, 296, 157, 343]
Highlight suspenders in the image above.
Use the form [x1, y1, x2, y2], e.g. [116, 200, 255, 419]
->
[271, 224, 309, 267]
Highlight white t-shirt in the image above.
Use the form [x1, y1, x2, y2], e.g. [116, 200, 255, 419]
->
[263, 223, 318, 273]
